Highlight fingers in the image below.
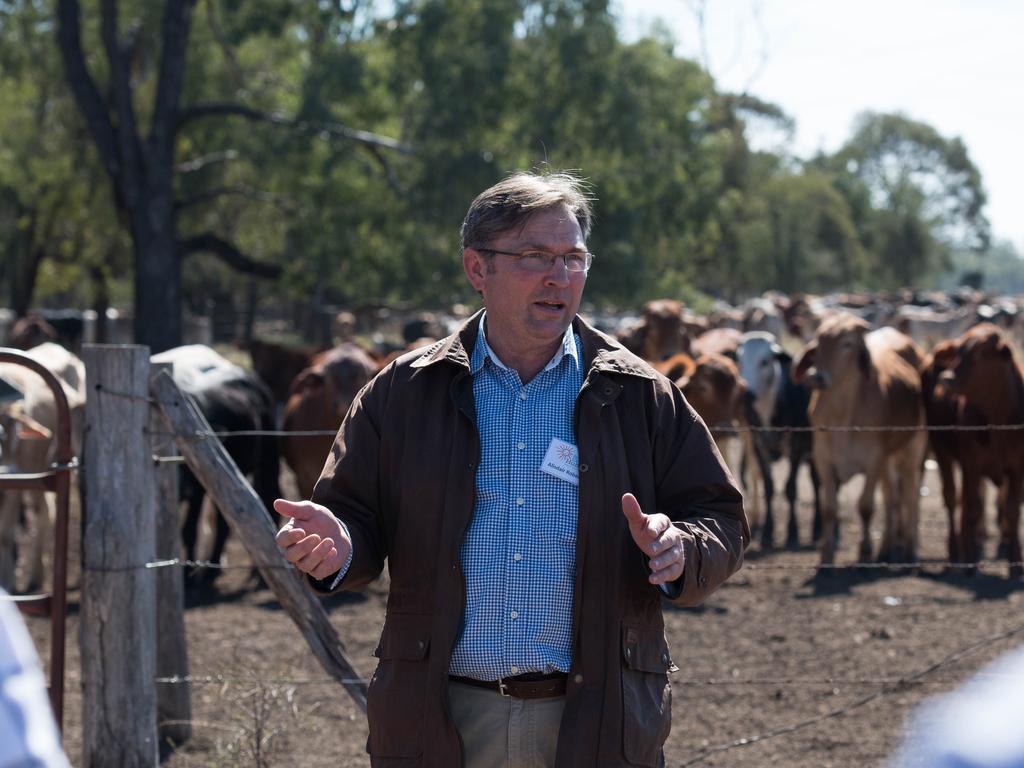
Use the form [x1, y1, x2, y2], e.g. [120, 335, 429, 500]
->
[274, 498, 317, 520]
[621, 493, 644, 525]
[648, 538, 685, 585]
[280, 531, 340, 578]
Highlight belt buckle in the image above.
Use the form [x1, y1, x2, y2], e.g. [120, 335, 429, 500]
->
[497, 677, 510, 697]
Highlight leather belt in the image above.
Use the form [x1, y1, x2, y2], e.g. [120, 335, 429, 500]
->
[449, 672, 568, 699]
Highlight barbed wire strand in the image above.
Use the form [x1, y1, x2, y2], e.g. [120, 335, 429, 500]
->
[62, 556, 1016, 576]
[148, 670, 1012, 690]
[145, 423, 1024, 440]
[677, 620, 1024, 766]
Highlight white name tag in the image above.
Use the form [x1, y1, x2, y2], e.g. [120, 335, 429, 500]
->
[540, 437, 580, 486]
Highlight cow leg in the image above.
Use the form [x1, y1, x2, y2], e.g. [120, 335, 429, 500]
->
[897, 436, 927, 564]
[23, 490, 52, 592]
[179, 469, 207, 584]
[814, 450, 840, 567]
[208, 506, 230, 574]
[784, 441, 804, 548]
[995, 482, 1010, 561]
[959, 463, 984, 569]
[0, 491, 19, 591]
[751, 435, 776, 549]
[1000, 476, 1022, 579]
[859, 465, 883, 563]
[809, 459, 824, 544]
[741, 434, 765, 540]
[935, 450, 959, 562]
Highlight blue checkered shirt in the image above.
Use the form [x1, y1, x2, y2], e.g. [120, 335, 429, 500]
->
[448, 314, 583, 680]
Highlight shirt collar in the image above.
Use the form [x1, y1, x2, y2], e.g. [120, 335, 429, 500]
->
[470, 312, 579, 375]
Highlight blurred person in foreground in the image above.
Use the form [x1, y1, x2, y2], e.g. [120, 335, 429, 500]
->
[889, 644, 1024, 768]
[274, 171, 748, 767]
[0, 589, 71, 768]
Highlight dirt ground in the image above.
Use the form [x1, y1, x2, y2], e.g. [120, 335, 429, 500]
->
[21, 458, 1024, 768]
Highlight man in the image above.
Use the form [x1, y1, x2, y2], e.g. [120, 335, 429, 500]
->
[275, 171, 748, 767]
[0, 589, 72, 768]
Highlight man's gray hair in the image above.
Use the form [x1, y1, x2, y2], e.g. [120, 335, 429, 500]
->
[460, 171, 594, 251]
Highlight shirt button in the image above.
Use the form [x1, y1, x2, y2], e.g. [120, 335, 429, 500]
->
[515, 497, 524, 506]
[513, 553, 522, 561]
[516, 441, 525, 450]
[510, 666, 520, 675]
[519, 390, 527, 400]
[510, 610, 519, 620]
[573, 674, 584, 684]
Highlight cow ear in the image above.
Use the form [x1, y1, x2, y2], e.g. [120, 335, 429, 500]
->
[792, 342, 817, 383]
[662, 354, 696, 383]
[14, 412, 53, 441]
[932, 340, 957, 370]
[289, 368, 325, 396]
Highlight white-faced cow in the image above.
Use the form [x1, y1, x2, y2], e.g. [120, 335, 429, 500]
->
[0, 343, 86, 591]
[737, 332, 821, 549]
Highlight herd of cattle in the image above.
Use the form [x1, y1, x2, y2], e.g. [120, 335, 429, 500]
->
[0, 286, 1022, 595]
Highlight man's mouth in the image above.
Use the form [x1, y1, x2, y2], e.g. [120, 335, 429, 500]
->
[535, 299, 566, 311]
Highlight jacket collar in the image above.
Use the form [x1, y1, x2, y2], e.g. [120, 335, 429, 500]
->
[410, 309, 657, 381]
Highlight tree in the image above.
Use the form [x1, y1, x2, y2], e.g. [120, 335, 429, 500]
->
[819, 112, 990, 286]
[55, 0, 408, 351]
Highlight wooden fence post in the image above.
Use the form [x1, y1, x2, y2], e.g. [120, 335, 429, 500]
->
[150, 362, 191, 746]
[81, 345, 157, 767]
[150, 370, 368, 710]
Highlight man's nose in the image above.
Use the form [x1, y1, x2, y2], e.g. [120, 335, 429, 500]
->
[544, 256, 572, 284]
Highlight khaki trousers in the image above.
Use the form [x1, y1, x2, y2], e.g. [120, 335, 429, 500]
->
[449, 680, 566, 768]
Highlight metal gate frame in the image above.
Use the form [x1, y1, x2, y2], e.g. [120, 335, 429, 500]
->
[0, 348, 74, 731]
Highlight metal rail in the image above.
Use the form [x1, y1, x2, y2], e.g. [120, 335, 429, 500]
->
[0, 348, 74, 732]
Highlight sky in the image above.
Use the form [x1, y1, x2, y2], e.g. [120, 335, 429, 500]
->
[615, 0, 1024, 254]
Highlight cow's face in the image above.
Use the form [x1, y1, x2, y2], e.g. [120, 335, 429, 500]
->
[642, 300, 686, 361]
[738, 335, 782, 400]
[794, 316, 870, 389]
[939, 324, 1015, 398]
[682, 354, 745, 428]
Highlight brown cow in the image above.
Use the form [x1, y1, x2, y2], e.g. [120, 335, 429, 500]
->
[919, 340, 963, 562]
[281, 343, 380, 499]
[675, 353, 762, 529]
[934, 323, 1024, 578]
[616, 299, 696, 361]
[691, 327, 743, 360]
[794, 316, 928, 566]
[240, 338, 326, 406]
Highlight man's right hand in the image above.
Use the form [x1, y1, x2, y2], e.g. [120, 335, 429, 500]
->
[273, 499, 350, 581]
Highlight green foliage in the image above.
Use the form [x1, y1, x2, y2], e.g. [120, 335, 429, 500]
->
[1, 0, 1004, 329]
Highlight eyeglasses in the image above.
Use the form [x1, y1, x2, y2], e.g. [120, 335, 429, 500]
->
[481, 248, 594, 274]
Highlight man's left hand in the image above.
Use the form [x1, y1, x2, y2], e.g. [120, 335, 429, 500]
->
[621, 492, 685, 585]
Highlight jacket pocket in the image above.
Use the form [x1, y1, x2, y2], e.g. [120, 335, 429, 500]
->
[366, 612, 432, 760]
[620, 623, 673, 767]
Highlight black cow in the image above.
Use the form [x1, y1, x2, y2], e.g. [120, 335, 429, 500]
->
[153, 346, 280, 586]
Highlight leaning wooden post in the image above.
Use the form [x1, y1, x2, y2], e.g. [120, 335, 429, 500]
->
[150, 362, 191, 746]
[150, 370, 368, 710]
[81, 345, 157, 767]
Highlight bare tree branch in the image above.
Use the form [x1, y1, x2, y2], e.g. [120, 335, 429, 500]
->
[177, 103, 414, 154]
[175, 185, 299, 214]
[178, 233, 284, 278]
[150, 0, 199, 159]
[100, 0, 144, 205]
[205, 0, 246, 91]
[175, 149, 240, 173]
[55, 0, 122, 198]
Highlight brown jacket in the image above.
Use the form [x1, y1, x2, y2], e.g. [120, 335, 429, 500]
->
[311, 313, 748, 767]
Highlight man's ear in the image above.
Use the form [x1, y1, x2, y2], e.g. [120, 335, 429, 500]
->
[463, 248, 488, 294]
